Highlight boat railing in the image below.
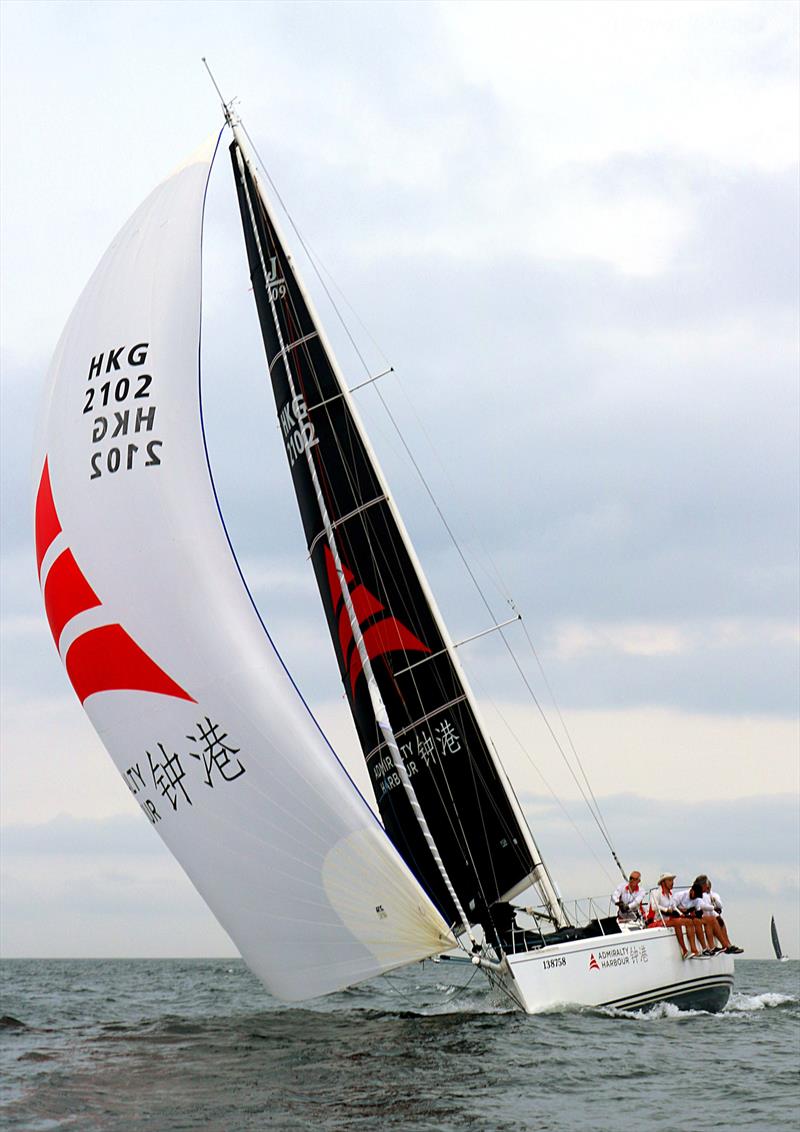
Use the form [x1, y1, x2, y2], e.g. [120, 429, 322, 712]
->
[507, 893, 627, 954]
[502, 888, 695, 955]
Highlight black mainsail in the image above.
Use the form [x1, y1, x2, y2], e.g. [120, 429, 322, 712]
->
[230, 136, 563, 932]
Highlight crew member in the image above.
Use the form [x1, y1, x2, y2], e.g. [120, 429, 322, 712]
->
[612, 870, 644, 920]
[650, 872, 703, 959]
[697, 876, 743, 954]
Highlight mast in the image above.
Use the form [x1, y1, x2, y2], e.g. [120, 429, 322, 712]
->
[229, 122, 568, 933]
[230, 131, 475, 945]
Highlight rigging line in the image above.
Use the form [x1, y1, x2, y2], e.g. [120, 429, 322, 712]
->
[478, 695, 617, 888]
[362, 386, 581, 867]
[239, 157, 470, 763]
[516, 613, 617, 851]
[245, 137, 618, 865]
[239, 128, 570, 901]
[234, 154, 489, 908]
[235, 138, 477, 944]
[518, 639, 617, 863]
[296, 353, 532, 898]
[242, 126, 521, 659]
[330, 409, 549, 900]
[276, 294, 465, 821]
[371, 382, 622, 865]
[368, 557, 535, 898]
[368, 380, 597, 851]
[460, 647, 615, 886]
[240, 124, 378, 381]
[379, 957, 481, 1009]
[393, 615, 522, 678]
[497, 622, 624, 871]
[368, 361, 622, 873]
[308, 366, 394, 412]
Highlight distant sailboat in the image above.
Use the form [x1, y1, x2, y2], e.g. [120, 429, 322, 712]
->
[771, 916, 789, 961]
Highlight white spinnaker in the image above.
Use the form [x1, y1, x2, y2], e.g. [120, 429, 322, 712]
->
[34, 136, 455, 1000]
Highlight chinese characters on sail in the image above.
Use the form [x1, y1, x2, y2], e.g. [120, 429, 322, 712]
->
[124, 717, 246, 824]
[371, 714, 462, 800]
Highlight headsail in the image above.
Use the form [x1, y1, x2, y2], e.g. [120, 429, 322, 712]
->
[35, 136, 455, 1001]
[230, 133, 565, 930]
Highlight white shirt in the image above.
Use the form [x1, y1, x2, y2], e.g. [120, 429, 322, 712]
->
[654, 888, 681, 915]
[613, 882, 644, 912]
[676, 889, 701, 914]
[699, 890, 723, 916]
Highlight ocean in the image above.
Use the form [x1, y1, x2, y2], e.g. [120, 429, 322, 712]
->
[1, 958, 797, 1131]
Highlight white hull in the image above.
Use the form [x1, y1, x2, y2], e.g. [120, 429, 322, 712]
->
[485, 927, 734, 1013]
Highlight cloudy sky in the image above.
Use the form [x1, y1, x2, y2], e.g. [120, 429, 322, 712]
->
[1, 0, 798, 964]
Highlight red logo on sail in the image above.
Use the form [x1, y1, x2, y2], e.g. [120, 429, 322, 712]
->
[35, 458, 194, 705]
[323, 546, 430, 694]
[589, 954, 600, 971]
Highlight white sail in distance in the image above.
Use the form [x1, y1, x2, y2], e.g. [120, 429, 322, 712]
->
[34, 136, 455, 1001]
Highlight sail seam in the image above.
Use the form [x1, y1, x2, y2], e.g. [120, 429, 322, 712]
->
[307, 494, 387, 557]
[268, 330, 319, 375]
[364, 695, 469, 760]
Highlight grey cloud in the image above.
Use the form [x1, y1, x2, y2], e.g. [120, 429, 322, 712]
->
[448, 622, 800, 716]
[520, 792, 799, 873]
[2, 15, 796, 725]
[2, 794, 795, 959]
[4, 793, 795, 875]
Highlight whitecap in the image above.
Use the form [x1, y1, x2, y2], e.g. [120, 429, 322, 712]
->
[724, 992, 794, 1012]
[599, 1001, 706, 1020]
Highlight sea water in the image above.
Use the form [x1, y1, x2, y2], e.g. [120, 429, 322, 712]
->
[1, 958, 797, 1131]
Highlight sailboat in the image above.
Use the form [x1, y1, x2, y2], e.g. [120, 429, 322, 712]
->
[771, 916, 789, 961]
[34, 100, 735, 1014]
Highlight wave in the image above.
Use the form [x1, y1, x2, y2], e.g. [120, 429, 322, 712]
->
[597, 990, 796, 1021]
[725, 991, 795, 1012]
[600, 1001, 702, 1020]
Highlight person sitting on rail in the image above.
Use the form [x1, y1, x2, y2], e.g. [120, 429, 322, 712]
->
[612, 870, 644, 921]
[677, 880, 720, 954]
[649, 872, 703, 959]
[697, 876, 743, 954]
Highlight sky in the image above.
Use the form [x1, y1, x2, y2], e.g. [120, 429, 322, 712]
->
[1, 0, 798, 965]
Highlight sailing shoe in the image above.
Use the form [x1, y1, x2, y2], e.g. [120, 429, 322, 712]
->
[725, 946, 744, 954]
[702, 949, 715, 956]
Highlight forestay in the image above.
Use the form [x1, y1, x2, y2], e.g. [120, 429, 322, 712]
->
[34, 137, 455, 1001]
